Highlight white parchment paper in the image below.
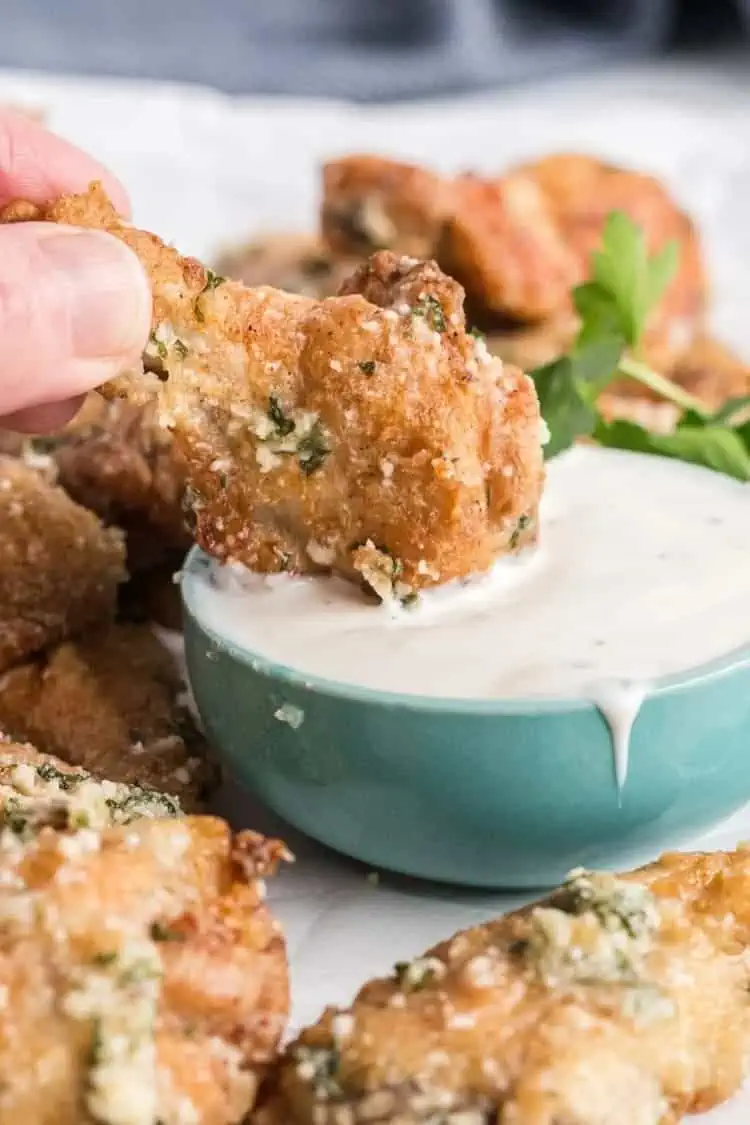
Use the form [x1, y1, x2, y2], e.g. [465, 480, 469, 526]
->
[1, 62, 748, 1120]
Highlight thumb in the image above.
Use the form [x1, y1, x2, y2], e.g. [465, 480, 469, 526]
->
[0, 222, 150, 418]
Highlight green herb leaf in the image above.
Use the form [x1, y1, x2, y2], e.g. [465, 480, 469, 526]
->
[593, 417, 750, 482]
[709, 394, 750, 425]
[150, 921, 186, 943]
[412, 295, 446, 333]
[358, 360, 376, 375]
[297, 421, 330, 475]
[202, 269, 225, 292]
[587, 212, 678, 346]
[268, 395, 295, 437]
[531, 211, 682, 461]
[532, 358, 597, 460]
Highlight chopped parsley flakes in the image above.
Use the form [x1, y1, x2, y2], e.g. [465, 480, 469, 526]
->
[412, 295, 446, 333]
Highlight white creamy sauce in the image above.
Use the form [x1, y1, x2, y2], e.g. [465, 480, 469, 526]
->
[193, 447, 750, 788]
[587, 680, 651, 796]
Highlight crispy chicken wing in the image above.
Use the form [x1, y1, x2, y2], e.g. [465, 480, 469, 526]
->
[0, 739, 290, 1125]
[1, 394, 189, 571]
[256, 850, 750, 1125]
[321, 154, 705, 368]
[0, 623, 216, 808]
[322, 155, 453, 261]
[1, 185, 545, 594]
[0, 456, 126, 673]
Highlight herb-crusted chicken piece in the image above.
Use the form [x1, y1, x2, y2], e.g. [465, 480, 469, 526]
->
[0, 623, 216, 809]
[1, 184, 545, 595]
[321, 153, 706, 371]
[322, 155, 454, 261]
[0, 455, 126, 673]
[256, 851, 750, 1125]
[47, 396, 189, 560]
[0, 738, 290, 1125]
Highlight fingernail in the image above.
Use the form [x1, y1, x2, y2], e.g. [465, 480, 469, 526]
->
[41, 228, 151, 360]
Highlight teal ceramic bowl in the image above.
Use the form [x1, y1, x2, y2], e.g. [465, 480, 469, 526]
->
[182, 547, 750, 888]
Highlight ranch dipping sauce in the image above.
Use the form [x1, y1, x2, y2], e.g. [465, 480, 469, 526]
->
[192, 447, 750, 785]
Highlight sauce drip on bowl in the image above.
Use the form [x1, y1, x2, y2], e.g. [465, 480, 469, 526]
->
[191, 447, 750, 790]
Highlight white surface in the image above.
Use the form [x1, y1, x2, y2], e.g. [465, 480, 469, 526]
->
[3, 64, 750, 1120]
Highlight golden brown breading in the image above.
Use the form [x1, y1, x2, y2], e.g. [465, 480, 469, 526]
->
[216, 232, 357, 299]
[2, 185, 545, 594]
[0, 622, 216, 808]
[0, 740, 290, 1125]
[0, 455, 126, 674]
[48, 395, 189, 571]
[1, 393, 188, 604]
[321, 153, 706, 368]
[322, 155, 454, 260]
[257, 851, 750, 1125]
[2, 394, 188, 562]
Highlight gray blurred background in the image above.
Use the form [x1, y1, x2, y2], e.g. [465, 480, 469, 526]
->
[0, 0, 746, 101]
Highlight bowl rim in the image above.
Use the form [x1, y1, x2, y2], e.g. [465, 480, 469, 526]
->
[182, 546, 750, 716]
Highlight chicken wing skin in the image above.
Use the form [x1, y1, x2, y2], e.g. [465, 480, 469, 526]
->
[0, 739, 290, 1125]
[0, 456, 126, 674]
[256, 850, 750, 1125]
[1, 185, 545, 595]
[321, 154, 706, 370]
[0, 623, 216, 809]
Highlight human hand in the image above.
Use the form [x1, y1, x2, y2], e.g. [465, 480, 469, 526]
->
[0, 109, 150, 431]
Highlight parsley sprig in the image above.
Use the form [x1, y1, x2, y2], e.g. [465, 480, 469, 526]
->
[530, 212, 750, 481]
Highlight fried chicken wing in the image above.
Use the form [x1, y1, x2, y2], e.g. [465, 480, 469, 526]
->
[0, 739, 290, 1125]
[322, 155, 454, 260]
[0, 456, 126, 674]
[50, 396, 189, 557]
[2, 185, 545, 594]
[2, 394, 189, 569]
[216, 232, 356, 299]
[256, 851, 750, 1125]
[0, 623, 216, 808]
[321, 154, 706, 368]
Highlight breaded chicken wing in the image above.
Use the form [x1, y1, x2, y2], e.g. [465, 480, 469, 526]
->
[321, 154, 705, 368]
[0, 456, 126, 673]
[50, 396, 189, 558]
[257, 850, 750, 1125]
[1, 185, 545, 594]
[216, 232, 357, 299]
[0, 623, 215, 808]
[1, 395, 189, 570]
[0, 739, 290, 1125]
[322, 155, 453, 261]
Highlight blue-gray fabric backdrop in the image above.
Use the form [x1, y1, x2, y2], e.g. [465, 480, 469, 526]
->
[1, 0, 746, 101]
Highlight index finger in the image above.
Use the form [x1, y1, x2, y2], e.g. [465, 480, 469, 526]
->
[0, 108, 130, 216]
